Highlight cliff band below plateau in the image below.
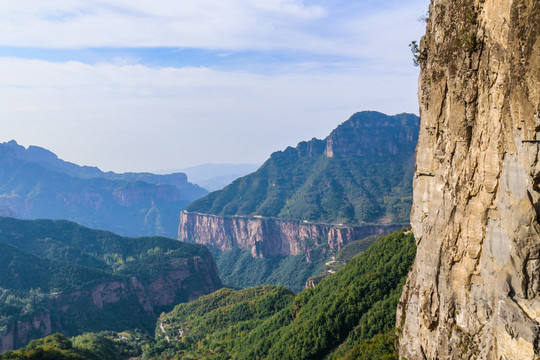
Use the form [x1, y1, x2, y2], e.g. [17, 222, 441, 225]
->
[179, 211, 404, 260]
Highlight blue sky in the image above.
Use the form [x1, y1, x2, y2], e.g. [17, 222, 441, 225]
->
[0, 0, 429, 172]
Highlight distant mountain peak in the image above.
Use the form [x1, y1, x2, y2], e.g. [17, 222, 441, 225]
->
[186, 111, 419, 225]
[0, 141, 207, 237]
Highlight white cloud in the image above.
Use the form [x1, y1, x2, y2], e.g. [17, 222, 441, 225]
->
[0, 0, 427, 60]
[0, 57, 419, 172]
[0, 0, 429, 171]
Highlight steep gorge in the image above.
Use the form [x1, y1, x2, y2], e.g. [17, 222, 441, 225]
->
[398, 0, 540, 359]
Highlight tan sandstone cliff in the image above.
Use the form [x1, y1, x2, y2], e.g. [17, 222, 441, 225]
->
[398, 0, 540, 359]
[179, 211, 403, 260]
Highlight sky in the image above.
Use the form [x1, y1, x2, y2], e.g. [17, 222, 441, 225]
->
[0, 0, 429, 173]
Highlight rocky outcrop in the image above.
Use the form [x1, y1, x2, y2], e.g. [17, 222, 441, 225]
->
[0, 314, 51, 353]
[0, 256, 221, 351]
[179, 211, 404, 260]
[398, 0, 540, 359]
[305, 276, 325, 289]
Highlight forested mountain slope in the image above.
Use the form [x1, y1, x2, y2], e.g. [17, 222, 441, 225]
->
[180, 111, 418, 291]
[0, 217, 221, 352]
[187, 111, 418, 224]
[1, 230, 415, 360]
[150, 230, 416, 359]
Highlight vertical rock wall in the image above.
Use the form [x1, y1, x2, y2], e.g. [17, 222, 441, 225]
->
[398, 0, 540, 359]
[179, 211, 404, 260]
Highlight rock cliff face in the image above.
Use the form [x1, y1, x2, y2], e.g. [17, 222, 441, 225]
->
[0, 256, 221, 352]
[179, 211, 402, 260]
[398, 0, 540, 359]
[0, 314, 52, 353]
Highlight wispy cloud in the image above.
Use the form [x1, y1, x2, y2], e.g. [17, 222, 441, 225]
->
[0, 57, 420, 171]
[0, 0, 429, 171]
[0, 1, 426, 60]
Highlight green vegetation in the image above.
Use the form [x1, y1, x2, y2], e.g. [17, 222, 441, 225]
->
[305, 234, 380, 288]
[0, 241, 117, 294]
[0, 332, 154, 360]
[144, 230, 416, 359]
[188, 111, 418, 225]
[2, 230, 415, 359]
[0, 334, 85, 360]
[0, 217, 210, 277]
[212, 234, 380, 293]
[409, 40, 427, 66]
[0, 217, 221, 349]
[212, 248, 325, 293]
[334, 234, 380, 262]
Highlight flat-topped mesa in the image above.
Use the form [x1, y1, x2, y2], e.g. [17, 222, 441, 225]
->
[398, 0, 540, 359]
[178, 211, 404, 260]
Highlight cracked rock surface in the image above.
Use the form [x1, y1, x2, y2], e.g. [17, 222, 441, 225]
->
[398, 0, 540, 359]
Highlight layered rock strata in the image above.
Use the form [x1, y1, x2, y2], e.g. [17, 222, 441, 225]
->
[398, 0, 540, 359]
[179, 211, 404, 259]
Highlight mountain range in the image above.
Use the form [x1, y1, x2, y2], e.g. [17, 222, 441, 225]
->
[0, 141, 207, 237]
[1, 0, 536, 357]
[186, 111, 418, 224]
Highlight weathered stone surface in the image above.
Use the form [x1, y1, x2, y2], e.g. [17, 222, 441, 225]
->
[398, 0, 540, 359]
[179, 211, 404, 260]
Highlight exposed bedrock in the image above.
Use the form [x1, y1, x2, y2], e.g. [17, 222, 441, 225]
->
[398, 0, 540, 359]
[179, 211, 404, 260]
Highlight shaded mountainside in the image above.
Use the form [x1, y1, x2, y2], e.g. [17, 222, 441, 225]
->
[0, 141, 207, 237]
[187, 111, 418, 225]
[0, 217, 222, 352]
[211, 248, 325, 293]
[399, 0, 540, 359]
[146, 230, 417, 359]
[305, 234, 380, 289]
